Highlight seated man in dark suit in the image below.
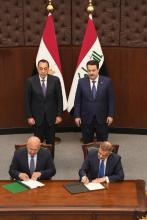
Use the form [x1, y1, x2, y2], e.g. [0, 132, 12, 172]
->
[9, 136, 56, 181]
[79, 141, 124, 184]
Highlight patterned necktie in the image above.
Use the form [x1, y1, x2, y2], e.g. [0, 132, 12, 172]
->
[99, 160, 105, 178]
[30, 156, 35, 175]
[92, 80, 97, 99]
[42, 79, 47, 97]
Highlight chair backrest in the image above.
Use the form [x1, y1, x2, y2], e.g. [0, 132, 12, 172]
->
[82, 142, 119, 160]
[15, 143, 54, 158]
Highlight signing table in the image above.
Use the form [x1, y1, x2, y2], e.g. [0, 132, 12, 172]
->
[0, 180, 146, 220]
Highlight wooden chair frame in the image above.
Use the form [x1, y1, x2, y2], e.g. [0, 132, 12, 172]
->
[15, 143, 54, 158]
[82, 142, 119, 160]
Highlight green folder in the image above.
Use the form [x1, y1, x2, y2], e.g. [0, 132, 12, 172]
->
[2, 182, 29, 194]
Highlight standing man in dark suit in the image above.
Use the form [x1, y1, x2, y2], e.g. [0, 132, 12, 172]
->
[79, 141, 124, 184]
[25, 59, 63, 154]
[9, 136, 56, 181]
[74, 60, 115, 143]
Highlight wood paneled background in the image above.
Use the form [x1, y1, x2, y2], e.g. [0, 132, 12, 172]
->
[0, 0, 147, 130]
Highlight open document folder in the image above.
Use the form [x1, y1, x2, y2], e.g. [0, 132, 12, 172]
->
[21, 180, 45, 189]
[3, 180, 45, 194]
[64, 181, 105, 194]
[84, 182, 105, 191]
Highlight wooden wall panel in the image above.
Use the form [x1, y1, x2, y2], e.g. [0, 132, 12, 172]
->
[0, 0, 147, 130]
[0, 1, 24, 46]
[0, 48, 36, 127]
[72, 0, 120, 46]
[0, 47, 147, 129]
[102, 48, 122, 127]
[119, 48, 147, 128]
[120, 0, 147, 47]
[24, 0, 71, 46]
[104, 47, 147, 128]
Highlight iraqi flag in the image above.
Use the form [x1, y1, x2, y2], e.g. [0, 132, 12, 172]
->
[36, 13, 67, 111]
[67, 14, 104, 113]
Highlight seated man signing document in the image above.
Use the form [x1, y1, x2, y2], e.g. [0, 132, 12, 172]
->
[9, 136, 56, 181]
[79, 141, 124, 184]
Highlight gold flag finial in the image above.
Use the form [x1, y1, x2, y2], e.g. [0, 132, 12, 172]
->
[87, 0, 94, 14]
[47, 0, 54, 13]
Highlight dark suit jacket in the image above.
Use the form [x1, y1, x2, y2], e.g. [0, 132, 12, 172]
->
[79, 150, 124, 183]
[25, 74, 63, 126]
[9, 147, 56, 180]
[74, 75, 115, 124]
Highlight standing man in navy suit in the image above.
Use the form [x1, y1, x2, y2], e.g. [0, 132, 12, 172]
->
[74, 60, 115, 143]
[25, 59, 63, 156]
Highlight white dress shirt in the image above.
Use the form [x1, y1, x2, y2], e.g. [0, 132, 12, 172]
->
[90, 76, 99, 90]
[39, 76, 47, 88]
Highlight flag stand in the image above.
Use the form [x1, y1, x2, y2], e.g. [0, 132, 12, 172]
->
[79, 0, 94, 142]
[55, 137, 61, 144]
[47, 0, 61, 144]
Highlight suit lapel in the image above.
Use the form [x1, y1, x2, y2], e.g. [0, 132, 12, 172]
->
[93, 152, 100, 177]
[105, 154, 112, 176]
[95, 75, 104, 99]
[86, 78, 93, 100]
[46, 75, 52, 96]
[36, 149, 41, 171]
[97, 158, 100, 176]
[23, 149, 30, 174]
[34, 75, 44, 98]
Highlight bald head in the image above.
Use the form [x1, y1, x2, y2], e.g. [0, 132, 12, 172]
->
[26, 136, 41, 156]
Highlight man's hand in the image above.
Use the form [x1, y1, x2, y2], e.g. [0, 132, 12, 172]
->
[55, 116, 62, 124]
[92, 177, 106, 183]
[106, 117, 113, 126]
[31, 172, 41, 180]
[19, 173, 30, 181]
[81, 176, 89, 184]
[75, 118, 81, 127]
[27, 118, 35, 126]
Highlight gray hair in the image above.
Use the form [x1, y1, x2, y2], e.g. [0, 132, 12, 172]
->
[99, 141, 113, 153]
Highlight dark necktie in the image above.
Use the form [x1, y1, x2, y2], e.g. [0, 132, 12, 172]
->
[92, 80, 97, 99]
[30, 156, 35, 175]
[42, 79, 47, 97]
[99, 160, 105, 178]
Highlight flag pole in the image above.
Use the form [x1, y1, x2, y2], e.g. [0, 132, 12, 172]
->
[80, 0, 95, 143]
[46, 0, 61, 145]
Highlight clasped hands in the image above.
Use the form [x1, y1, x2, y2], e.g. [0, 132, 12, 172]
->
[19, 172, 41, 181]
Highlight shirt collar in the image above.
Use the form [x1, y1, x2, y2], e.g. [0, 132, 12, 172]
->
[39, 76, 47, 82]
[28, 154, 37, 159]
[90, 75, 99, 83]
